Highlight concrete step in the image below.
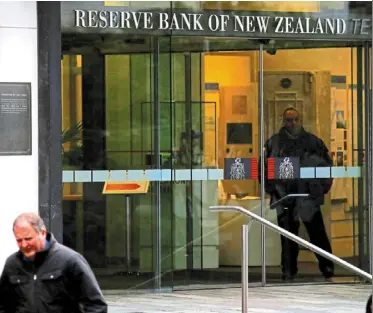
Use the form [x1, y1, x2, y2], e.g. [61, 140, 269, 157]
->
[106, 283, 371, 313]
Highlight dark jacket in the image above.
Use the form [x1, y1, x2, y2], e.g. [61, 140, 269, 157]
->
[366, 294, 372, 313]
[259, 127, 333, 212]
[0, 233, 107, 313]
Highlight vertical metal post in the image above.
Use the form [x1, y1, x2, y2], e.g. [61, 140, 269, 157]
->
[364, 44, 372, 272]
[153, 36, 161, 290]
[356, 47, 366, 271]
[126, 196, 131, 272]
[242, 223, 250, 313]
[259, 43, 266, 286]
[364, 43, 373, 297]
[370, 44, 373, 299]
[184, 53, 194, 272]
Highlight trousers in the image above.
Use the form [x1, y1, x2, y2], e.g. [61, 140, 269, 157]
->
[276, 205, 334, 276]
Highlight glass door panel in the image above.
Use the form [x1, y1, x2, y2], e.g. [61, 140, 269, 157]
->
[161, 37, 262, 289]
[262, 41, 369, 283]
[61, 35, 169, 290]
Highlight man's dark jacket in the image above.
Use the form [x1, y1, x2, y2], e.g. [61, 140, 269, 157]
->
[0, 233, 107, 313]
[260, 127, 333, 214]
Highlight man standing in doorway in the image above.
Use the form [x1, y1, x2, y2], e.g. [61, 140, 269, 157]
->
[261, 107, 334, 281]
[0, 212, 107, 313]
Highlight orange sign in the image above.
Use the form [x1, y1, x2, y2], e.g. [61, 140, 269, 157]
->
[102, 181, 149, 194]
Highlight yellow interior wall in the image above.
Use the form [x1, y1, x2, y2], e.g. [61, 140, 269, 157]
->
[204, 54, 251, 86]
[263, 48, 352, 79]
[75, 56, 83, 127]
[61, 58, 70, 136]
[203, 54, 251, 168]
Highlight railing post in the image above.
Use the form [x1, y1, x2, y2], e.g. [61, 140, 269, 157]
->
[242, 221, 252, 313]
[125, 195, 131, 272]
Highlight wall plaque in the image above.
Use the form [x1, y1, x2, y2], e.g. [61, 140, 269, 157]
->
[0, 83, 31, 155]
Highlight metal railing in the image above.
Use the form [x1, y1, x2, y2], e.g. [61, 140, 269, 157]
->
[209, 196, 372, 313]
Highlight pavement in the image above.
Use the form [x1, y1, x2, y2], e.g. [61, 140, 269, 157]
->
[105, 283, 372, 313]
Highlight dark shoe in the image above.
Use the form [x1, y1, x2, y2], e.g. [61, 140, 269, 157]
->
[281, 273, 295, 282]
[322, 266, 334, 279]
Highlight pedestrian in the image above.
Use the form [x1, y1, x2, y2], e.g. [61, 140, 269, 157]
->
[260, 107, 334, 281]
[0, 212, 107, 312]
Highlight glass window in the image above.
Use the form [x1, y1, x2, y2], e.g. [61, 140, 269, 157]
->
[61, 1, 371, 291]
[262, 42, 369, 282]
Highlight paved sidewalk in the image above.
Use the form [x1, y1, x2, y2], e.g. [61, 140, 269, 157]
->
[106, 284, 372, 313]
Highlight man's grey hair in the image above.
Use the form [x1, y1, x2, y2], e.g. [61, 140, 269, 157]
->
[13, 212, 46, 233]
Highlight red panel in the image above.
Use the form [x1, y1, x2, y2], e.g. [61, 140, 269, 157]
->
[251, 158, 258, 179]
[267, 158, 275, 179]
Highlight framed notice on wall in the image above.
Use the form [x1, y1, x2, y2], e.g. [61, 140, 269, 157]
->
[0, 82, 31, 155]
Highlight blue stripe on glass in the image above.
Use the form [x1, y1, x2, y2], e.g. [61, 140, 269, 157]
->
[62, 171, 74, 183]
[331, 167, 346, 178]
[127, 170, 146, 181]
[109, 170, 126, 181]
[145, 169, 162, 181]
[316, 167, 331, 178]
[92, 170, 110, 182]
[300, 167, 315, 179]
[74, 170, 91, 182]
[208, 169, 224, 180]
[192, 169, 208, 181]
[346, 166, 361, 178]
[175, 169, 191, 181]
[161, 169, 172, 181]
[63, 166, 364, 183]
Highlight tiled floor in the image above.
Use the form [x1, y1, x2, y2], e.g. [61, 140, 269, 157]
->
[106, 283, 372, 313]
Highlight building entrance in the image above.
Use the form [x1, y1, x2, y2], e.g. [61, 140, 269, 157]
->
[61, 33, 372, 290]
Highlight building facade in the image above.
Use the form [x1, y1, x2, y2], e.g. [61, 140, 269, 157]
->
[0, 1, 372, 292]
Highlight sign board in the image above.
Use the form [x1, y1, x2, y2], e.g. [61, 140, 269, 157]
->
[267, 157, 300, 180]
[61, 2, 372, 40]
[0, 83, 31, 155]
[102, 181, 150, 194]
[224, 157, 258, 180]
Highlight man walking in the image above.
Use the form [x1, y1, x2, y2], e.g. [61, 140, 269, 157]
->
[262, 107, 334, 281]
[0, 212, 107, 312]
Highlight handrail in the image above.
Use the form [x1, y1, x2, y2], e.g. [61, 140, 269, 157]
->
[209, 205, 372, 281]
[269, 193, 309, 209]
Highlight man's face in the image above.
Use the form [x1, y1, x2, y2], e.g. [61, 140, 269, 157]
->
[14, 223, 46, 260]
[283, 110, 302, 135]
